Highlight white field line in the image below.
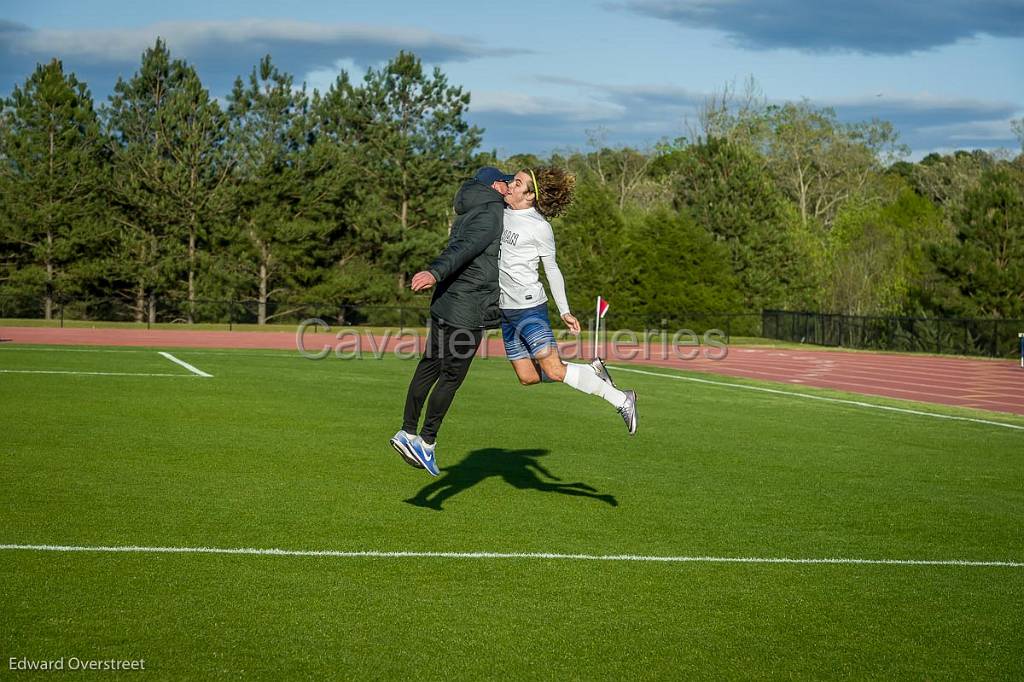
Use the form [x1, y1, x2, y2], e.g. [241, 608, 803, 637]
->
[0, 544, 1020, 568]
[0, 347, 292, 359]
[0, 369, 191, 378]
[158, 352, 213, 378]
[609, 365, 1024, 432]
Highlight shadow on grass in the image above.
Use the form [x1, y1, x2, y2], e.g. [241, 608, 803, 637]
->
[404, 447, 618, 511]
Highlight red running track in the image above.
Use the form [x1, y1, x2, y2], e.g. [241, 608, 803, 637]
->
[1, 326, 1022, 416]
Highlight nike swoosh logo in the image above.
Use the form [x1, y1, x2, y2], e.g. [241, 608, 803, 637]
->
[420, 448, 434, 463]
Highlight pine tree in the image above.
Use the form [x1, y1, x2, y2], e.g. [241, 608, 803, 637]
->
[0, 59, 107, 319]
[226, 55, 327, 325]
[553, 181, 630, 315]
[306, 73, 393, 309]
[619, 209, 741, 325]
[104, 39, 193, 323]
[158, 63, 231, 322]
[930, 166, 1024, 318]
[331, 52, 482, 293]
[672, 137, 812, 311]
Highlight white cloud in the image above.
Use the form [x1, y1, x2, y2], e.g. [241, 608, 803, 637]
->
[470, 91, 624, 121]
[470, 80, 1022, 156]
[2, 19, 504, 65]
[0, 18, 522, 97]
[915, 119, 1021, 142]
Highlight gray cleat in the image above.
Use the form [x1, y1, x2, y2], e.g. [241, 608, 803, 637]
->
[591, 357, 615, 385]
[617, 390, 638, 435]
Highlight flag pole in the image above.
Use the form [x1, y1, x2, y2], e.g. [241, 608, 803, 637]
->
[594, 296, 601, 360]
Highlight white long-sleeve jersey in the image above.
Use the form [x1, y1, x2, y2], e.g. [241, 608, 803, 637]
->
[498, 206, 570, 316]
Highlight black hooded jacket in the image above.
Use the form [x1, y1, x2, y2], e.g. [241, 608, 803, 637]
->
[425, 179, 505, 329]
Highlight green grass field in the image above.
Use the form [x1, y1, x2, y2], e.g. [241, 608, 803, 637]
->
[1, 345, 1022, 679]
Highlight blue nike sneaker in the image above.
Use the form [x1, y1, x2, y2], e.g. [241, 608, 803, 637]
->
[390, 430, 423, 469]
[409, 436, 440, 477]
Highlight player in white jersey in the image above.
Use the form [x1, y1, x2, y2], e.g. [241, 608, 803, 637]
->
[499, 167, 638, 435]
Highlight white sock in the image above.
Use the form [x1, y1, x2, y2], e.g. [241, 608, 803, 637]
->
[563, 363, 628, 408]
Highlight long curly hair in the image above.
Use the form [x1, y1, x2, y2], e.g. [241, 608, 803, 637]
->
[525, 166, 576, 219]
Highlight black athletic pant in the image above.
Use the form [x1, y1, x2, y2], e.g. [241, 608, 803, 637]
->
[402, 321, 484, 444]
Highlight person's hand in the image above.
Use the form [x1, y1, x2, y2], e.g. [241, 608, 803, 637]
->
[561, 313, 580, 335]
[411, 271, 437, 292]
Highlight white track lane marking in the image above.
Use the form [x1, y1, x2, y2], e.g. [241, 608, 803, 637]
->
[0, 369, 192, 377]
[609, 365, 1024, 431]
[0, 544, 1020, 568]
[158, 352, 213, 378]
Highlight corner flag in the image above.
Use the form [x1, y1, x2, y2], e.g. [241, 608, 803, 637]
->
[595, 296, 610, 358]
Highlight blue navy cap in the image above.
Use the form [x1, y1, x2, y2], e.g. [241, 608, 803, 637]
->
[474, 166, 514, 185]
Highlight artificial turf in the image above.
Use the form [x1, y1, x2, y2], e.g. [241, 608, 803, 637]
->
[1, 345, 1022, 679]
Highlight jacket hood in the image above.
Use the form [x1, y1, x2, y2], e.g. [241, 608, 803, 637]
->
[453, 179, 506, 215]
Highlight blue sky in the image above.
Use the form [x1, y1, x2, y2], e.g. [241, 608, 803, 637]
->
[2, 0, 1022, 159]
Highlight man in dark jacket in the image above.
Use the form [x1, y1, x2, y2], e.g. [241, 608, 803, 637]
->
[390, 167, 512, 476]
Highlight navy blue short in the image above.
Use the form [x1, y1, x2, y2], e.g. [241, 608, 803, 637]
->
[500, 303, 558, 361]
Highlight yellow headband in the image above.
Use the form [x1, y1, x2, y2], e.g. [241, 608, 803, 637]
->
[529, 168, 541, 211]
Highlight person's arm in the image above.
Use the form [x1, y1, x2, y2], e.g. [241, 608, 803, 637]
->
[527, 459, 561, 481]
[540, 254, 570, 317]
[537, 222, 580, 334]
[412, 206, 500, 290]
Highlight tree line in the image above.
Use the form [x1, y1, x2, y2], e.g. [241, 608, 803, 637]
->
[1, 41, 1022, 326]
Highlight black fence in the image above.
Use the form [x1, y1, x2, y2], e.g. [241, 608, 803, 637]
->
[598, 311, 761, 340]
[763, 310, 1024, 358]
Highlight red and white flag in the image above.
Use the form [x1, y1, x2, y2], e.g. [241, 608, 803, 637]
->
[597, 296, 610, 319]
